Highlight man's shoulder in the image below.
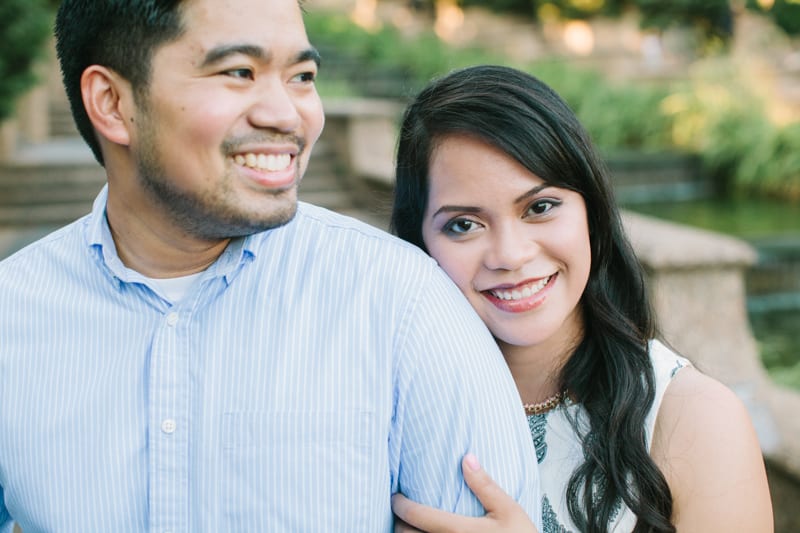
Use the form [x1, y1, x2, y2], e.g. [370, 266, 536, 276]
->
[253, 202, 454, 297]
[0, 220, 86, 278]
[287, 202, 431, 262]
[294, 202, 399, 238]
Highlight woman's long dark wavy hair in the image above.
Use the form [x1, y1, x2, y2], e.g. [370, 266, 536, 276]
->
[391, 65, 674, 533]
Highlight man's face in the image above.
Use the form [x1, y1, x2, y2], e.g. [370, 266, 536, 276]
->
[130, 0, 324, 239]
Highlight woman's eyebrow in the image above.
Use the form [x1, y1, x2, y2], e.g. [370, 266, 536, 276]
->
[514, 184, 550, 204]
[431, 205, 481, 218]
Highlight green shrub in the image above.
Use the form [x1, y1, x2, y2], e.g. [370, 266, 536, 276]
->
[0, 0, 52, 122]
[306, 10, 799, 202]
[735, 122, 800, 200]
[661, 59, 800, 200]
[747, 0, 800, 36]
[523, 60, 673, 151]
[305, 10, 499, 98]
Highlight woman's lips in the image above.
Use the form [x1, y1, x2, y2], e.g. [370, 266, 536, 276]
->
[483, 274, 556, 313]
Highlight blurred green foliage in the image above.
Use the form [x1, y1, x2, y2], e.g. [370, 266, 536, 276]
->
[421, 0, 733, 49]
[421, 0, 800, 43]
[305, 11, 498, 98]
[307, 10, 800, 201]
[0, 0, 52, 122]
[748, 0, 800, 35]
[750, 309, 800, 390]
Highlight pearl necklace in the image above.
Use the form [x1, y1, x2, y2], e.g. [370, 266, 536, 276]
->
[523, 390, 567, 416]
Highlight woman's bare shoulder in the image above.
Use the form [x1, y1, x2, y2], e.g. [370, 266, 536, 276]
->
[651, 366, 773, 532]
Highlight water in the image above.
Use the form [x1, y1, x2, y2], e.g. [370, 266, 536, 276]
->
[750, 309, 800, 389]
[625, 198, 800, 239]
[626, 198, 800, 390]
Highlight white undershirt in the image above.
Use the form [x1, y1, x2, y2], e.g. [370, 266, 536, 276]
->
[143, 271, 204, 303]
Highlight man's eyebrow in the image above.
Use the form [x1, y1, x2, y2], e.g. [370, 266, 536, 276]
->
[199, 44, 321, 68]
[298, 47, 321, 68]
[200, 44, 265, 67]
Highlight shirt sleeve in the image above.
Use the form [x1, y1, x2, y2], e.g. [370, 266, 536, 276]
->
[388, 264, 542, 528]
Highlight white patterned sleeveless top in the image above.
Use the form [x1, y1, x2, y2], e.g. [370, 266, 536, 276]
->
[528, 340, 691, 532]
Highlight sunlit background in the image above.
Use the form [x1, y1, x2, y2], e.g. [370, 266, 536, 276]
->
[302, 0, 800, 389]
[0, 0, 799, 531]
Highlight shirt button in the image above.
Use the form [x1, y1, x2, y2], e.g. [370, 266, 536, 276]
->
[166, 312, 179, 326]
[161, 418, 177, 434]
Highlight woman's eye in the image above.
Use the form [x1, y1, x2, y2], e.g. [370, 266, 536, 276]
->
[443, 219, 480, 235]
[528, 199, 560, 216]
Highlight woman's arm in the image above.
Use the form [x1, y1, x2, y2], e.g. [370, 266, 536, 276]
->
[392, 454, 540, 533]
[651, 366, 773, 532]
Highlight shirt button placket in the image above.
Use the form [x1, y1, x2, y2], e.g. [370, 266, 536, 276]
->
[161, 418, 177, 434]
[149, 309, 189, 533]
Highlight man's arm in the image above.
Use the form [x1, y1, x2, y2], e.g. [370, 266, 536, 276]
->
[392, 454, 539, 533]
[388, 266, 541, 527]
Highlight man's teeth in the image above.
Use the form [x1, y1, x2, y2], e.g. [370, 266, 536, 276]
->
[233, 153, 291, 171]
[490, 276, 551, 301]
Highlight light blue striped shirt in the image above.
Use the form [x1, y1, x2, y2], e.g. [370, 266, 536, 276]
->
[0, 187, 541, 532]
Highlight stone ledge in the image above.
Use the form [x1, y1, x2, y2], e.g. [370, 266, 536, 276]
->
[623, 210, 758, 270]
[322, 97, 402, 187]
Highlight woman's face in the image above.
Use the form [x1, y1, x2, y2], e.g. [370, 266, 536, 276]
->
[421, 134, 592, 354]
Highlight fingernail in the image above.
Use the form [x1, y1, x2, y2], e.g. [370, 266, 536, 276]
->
[465, 453, 480, 471]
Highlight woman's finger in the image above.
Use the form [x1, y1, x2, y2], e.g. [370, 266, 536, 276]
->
[391, 454, 540, 533]
[392, 493, 473, 533]
[460, 453, 519, 516]
[461, 454, 540, 532]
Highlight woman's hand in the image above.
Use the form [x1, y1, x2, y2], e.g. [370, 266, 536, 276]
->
[392, 453, 540, 533]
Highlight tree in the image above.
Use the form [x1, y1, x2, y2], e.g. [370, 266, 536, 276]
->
[0, 0, 52, 122]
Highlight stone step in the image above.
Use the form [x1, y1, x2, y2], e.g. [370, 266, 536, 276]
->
[48, 99, 80, 138]
[0, 189, 359, 226]
[0, 167, 106, 205]
[0, 136, 362, 226]
[0, 203, 93, 227]
[49, 114, 79, 138]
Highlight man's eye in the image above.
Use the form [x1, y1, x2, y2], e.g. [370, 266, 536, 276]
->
[292, 71, 316, 83]
[225, 68, 254, 80]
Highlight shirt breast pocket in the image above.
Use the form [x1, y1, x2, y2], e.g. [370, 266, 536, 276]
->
[220, 410, 383, 531]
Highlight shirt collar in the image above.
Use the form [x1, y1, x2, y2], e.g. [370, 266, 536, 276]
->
[84, 184, 256, 287]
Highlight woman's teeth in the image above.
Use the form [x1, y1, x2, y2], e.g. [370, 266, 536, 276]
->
[490, 276, 551, 301]
[233, 153, 291, 171]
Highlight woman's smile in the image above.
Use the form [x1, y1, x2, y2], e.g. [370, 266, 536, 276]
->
[482, 274, 556, 313]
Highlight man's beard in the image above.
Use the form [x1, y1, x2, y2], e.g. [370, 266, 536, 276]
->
[135, 122, 302, 240]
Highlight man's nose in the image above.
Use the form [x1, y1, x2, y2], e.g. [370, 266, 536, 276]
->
[248, 79, 301, 133]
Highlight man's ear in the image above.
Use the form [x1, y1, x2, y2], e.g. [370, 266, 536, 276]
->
[80, 65, 136, 147]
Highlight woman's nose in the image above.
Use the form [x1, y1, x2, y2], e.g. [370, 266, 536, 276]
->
[483, 223, 539, 272]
